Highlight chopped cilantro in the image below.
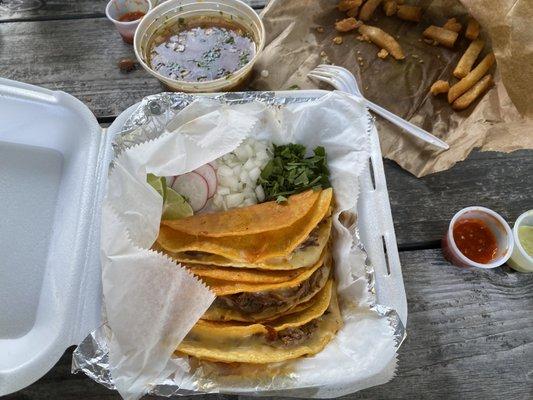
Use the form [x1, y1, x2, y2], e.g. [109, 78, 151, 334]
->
[258, 144, 331, 202]
[239, 50, 250, 66]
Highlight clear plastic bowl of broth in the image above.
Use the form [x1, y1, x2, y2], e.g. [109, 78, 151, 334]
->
[134, 0, 265, 92]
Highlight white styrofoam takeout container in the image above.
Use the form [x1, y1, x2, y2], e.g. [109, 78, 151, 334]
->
[0, 78, 407, 396]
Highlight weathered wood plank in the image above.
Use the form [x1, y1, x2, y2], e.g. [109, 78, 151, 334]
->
[0, 18, 163, 117]
[0, 0, 107, 21]
[0, 0, 268, 22]
[387, 149, 533, 249]
[2, 346, 236, 399]
[6, 249, 531, 399]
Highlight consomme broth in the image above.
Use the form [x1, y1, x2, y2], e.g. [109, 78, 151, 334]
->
[149, 16, 256, 82]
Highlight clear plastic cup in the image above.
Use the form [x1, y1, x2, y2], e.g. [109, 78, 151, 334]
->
[442, 206, 514, 269]
[134, 0, 265, 92]
[508, 210, 533, 272]
[105, 0, 152, 44]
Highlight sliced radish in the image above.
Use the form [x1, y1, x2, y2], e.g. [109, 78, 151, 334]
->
[194, 164, 217, 198]
[171, 172, 208, 212]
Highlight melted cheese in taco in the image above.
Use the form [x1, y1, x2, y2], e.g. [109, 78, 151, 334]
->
[177, 280, 341, 364]
[203, 253, 331, 322]
[156, 188, 332, 265]
[163, 216, 332, 271]
[162, 189, 321, 237]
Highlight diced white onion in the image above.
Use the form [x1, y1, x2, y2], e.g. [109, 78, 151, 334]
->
[217, 186, 230, 195]
[249, 167, 261, 182]
[243, 158, 255, 171]
[242, 198, 256, 206]
[212, 138, 273, 210]
[232, 165, 242, 177]
[255, 185, 265, 202]
[212, 193, 223, 208]
[229, 179, 240, 192]
[226, 193, 244, 208]
[218, 175, 234, 188]
[218, 165, 233, 177]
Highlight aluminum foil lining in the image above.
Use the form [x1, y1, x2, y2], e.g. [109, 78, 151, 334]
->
[73, 91, 406, 396]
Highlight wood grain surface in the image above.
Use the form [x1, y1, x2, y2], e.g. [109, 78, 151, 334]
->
[0, 0, 267, 22]
[4, 250, 532, 400]
[387, 149, 533, 249]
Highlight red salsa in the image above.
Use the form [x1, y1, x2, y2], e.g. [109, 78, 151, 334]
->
[453, 219, 498, 263]
[118, 11, 145, 22]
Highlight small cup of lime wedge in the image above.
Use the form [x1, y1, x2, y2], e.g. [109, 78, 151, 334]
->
[508, 210, 533, 272]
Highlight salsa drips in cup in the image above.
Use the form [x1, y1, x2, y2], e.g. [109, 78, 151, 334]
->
[118, 11, 145, 22]
[442, 206, 513, 269]
[105, 0, 151, 44]
[452, 219, 498, 264]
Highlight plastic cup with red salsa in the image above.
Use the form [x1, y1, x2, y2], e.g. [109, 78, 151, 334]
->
[105, 0, 152, 44]
[442, 206, 514, 269]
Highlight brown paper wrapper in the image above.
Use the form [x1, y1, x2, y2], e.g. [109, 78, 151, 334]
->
[250, 0, 533, 176]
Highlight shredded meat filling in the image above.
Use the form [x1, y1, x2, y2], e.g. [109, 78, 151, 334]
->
[179, 219, 327, 259]
[270, 320, 319, 347]
[295, 222, 323, 251]
[214, 263, 328, 317]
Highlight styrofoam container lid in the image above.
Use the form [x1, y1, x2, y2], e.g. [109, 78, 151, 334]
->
[0, 82, 408, 395]
[0, 78, 110, 395]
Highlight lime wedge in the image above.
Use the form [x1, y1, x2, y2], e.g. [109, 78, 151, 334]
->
[147, 173, 167, 202]
[518, 226, 533, 256]
[163, 187, 194, 220]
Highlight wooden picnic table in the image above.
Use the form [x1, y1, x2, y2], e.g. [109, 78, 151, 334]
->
[1, 1, 531, 399]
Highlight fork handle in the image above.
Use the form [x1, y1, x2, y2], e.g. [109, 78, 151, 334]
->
[363, 98, 449, 150]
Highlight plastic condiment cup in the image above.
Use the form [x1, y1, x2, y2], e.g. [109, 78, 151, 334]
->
[105, 0, 152, 44]
[442, 206, 514, 269]
[507, 210, 533, 272]
[134, 0, 265, 92]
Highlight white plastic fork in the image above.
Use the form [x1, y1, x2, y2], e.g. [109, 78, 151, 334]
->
[308, 64, 449, 150]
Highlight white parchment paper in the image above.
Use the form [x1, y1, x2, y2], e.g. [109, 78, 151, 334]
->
[100, 91, 398, 399]
[101, 101, 266, 399]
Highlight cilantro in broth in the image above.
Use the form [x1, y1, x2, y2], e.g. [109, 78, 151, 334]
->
[258, 144, 331, 203]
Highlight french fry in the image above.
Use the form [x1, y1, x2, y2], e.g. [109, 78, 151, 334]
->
[383, 0, 397, 16]
[453, 39, 485, 78]
[338, 0, 363, 12]
[335, 17, 361, 32]
[397, 5, 423, 22]
[465, 17, 480, 40]
[423, 25, 458, 48]
[443, 17, 462, 33]
[452, 74, 493, 110]
[448, 53, 495, 103]
[359, 0, 382, 21]
[358, 24, 405, 60]
[347, 6, 360, 17]
[430, 80, 450, 95]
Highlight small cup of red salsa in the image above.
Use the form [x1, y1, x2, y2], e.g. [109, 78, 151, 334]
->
[105, 0, 152, 44]
[442, 206, 514, 268]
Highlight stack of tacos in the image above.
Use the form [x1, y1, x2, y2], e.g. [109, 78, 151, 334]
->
[156, 188, 342, 364]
